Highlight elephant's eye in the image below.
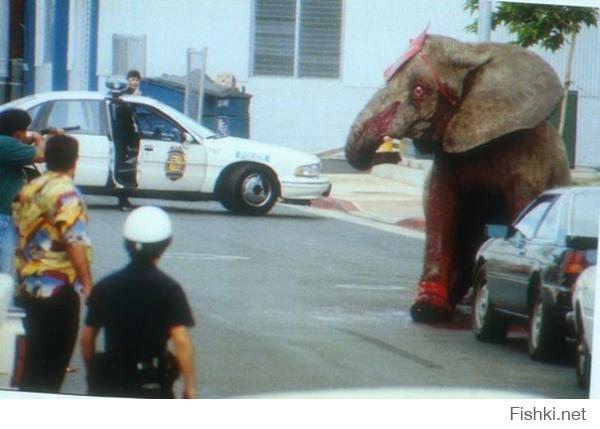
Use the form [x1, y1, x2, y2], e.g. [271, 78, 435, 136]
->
[412, 85, 426, 100]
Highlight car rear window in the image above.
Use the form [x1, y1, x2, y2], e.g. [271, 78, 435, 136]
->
[569, 191, 600, 237]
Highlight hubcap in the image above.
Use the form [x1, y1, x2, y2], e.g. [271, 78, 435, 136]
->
[475, 282, 489, 330]
[531, 300, 543, 350]
[241, 173, 272, 207]
[577, 344, 587, 376]
[576, 335, 588, 378]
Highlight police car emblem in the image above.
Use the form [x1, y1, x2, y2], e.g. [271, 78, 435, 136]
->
[165, 146, 186, 181]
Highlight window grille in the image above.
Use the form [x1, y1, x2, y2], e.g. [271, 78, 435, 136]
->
[112, 34, 147, 77]
[252, 0, 342, 78]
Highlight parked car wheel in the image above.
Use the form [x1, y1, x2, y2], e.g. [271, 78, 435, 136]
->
[472, 264, 509, 342]
[528, 291, 564, 361]
[220, 165, 279, 215]
[575, 309, 591, 390]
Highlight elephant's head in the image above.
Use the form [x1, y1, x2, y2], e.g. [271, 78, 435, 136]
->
[345, 31, 562, 170]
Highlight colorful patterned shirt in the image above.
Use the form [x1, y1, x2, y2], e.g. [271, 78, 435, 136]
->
[12, 171, 91, 298]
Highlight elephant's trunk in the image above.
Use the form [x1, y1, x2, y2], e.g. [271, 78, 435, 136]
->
[345, 100, 401, 170]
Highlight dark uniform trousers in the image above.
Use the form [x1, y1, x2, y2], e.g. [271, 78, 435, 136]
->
[19, 286, 80, 393]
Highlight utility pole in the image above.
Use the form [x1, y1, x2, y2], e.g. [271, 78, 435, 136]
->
[478, 0, 493, 42]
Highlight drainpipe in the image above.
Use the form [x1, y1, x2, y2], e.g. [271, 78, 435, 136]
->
[0, 1, 9, 103]
[88, 0, 99, 90]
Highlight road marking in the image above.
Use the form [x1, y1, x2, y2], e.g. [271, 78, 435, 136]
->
[284, 204, 425, 239]
[334, 284, 408, 291]
[164, 252, 250, 261]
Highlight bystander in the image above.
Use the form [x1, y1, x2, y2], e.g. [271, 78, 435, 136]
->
[125, 69, 143, 95]
[0, 109, 45, 274]
[12, 134, 92, 393]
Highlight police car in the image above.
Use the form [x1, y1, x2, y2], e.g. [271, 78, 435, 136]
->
[0, 81, 331, 215]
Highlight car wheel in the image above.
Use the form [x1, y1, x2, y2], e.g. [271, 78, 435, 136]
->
[472, 264, 508, 342]
[220, 165, 279, 215]
[575, 311, 591, 390]
[528, 291, 564, 361]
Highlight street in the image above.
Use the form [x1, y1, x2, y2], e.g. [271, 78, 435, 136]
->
[59, 196, 585, 399]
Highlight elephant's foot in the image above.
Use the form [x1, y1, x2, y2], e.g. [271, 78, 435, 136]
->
[410, 280, 453, 323]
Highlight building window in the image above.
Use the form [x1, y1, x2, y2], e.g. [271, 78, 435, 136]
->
[252, 0, 342, 78]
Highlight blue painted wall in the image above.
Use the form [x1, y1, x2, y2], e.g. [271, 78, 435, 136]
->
[52, 0, 69, 90]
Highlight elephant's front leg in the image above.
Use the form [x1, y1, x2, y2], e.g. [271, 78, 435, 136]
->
[410, 167, 458, 323]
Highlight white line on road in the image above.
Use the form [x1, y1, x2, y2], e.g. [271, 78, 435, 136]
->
[334, 284, 408, 291]
[164, 252, 250, 261]
[284, 204, 425, 239]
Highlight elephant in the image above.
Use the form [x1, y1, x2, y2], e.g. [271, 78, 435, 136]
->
[345, 30, 571, 323]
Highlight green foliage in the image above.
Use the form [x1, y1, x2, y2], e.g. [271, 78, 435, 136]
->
[464, 0, 598, 51]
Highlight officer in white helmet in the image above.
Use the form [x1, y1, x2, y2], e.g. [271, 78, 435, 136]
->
[80, 206, 196, 398]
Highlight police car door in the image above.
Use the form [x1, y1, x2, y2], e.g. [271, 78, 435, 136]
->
[132, 103, 205, 191]
[31, 99, 110, 187]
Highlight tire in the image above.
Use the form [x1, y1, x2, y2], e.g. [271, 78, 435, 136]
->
[575, 310, 591, 390]
[528, 291, 565, 361]
[220, 165, 279, 215]
[472, 264, 509, 342]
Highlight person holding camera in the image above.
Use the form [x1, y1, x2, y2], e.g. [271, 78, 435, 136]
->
[81, 206, 196, 399]
[0, 109, 45, 274]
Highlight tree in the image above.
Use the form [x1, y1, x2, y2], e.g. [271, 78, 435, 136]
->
[464, 0, 598, 137]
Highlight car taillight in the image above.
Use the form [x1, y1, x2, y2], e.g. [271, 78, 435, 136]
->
[565, 250, 588, 276]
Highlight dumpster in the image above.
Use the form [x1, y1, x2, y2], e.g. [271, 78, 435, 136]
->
[140, 72, 252, 139]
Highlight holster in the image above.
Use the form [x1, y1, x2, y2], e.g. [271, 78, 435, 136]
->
[88, 351, 180, 398]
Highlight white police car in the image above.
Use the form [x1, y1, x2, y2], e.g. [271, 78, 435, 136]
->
[0, 82, 331, 215]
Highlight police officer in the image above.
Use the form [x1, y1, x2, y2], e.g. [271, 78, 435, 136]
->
[80, 206, 196, 398]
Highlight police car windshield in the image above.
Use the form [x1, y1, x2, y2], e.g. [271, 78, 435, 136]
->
[151, 102, 217, 139]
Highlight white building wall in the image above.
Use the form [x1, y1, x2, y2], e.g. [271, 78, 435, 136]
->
[33, 0, 53, 93]
[532, 25, 600, 167]
[97, 0, 600, 164]
[67, 0, 92, 90]
[97, 0, 251, 81]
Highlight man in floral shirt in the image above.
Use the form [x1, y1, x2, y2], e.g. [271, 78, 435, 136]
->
[12, 134, 92, 393]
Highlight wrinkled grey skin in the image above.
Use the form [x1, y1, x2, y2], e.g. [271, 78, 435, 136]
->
[345, 35, 570, 323]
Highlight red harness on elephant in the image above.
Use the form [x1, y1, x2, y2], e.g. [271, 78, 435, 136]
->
[384, 28, 459, 108]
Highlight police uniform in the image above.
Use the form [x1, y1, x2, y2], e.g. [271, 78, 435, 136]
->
[85, 261, 194, 398]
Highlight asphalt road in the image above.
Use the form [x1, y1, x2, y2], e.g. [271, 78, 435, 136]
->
[55, 196, 585, 399]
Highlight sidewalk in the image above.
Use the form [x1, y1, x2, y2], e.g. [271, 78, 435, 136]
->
[313, 151, 600, 232]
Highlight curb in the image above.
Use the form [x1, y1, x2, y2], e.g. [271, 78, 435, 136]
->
[311, 197, 426, 232]
[371, 159, 431, 187]
[396, 217, 426, 231]
[310, 197, 359, 213]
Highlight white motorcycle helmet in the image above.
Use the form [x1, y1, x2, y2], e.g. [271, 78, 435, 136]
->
[123, 206, 172, 260]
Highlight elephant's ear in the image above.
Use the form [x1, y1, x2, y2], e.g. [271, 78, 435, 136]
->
[443, 45, 562, 153]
